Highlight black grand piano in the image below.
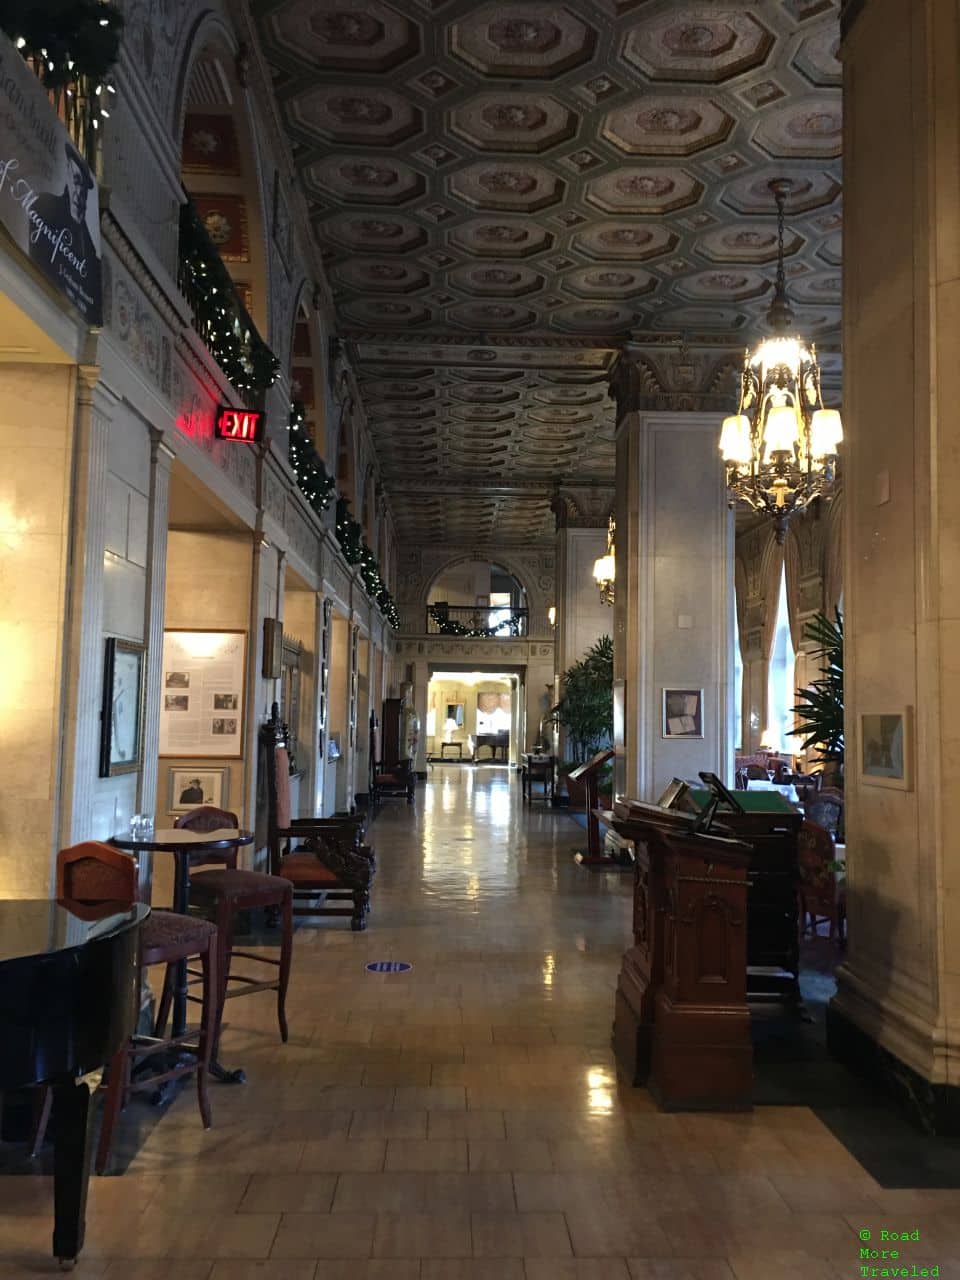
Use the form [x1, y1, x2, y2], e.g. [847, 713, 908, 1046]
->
[474, 730, 509, 762]
[0, 897, 146, 1266]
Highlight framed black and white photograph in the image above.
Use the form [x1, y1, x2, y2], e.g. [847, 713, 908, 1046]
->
[168, 766, 230, 814]
[662, 688, 704, 739]
[159, 630, 246, 758]
[861, 710, 912, 790]
[100, 638, 146, 777]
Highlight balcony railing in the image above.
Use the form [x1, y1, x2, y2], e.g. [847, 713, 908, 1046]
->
[178, 198, 279, 397]
[426, 604, 528, 638]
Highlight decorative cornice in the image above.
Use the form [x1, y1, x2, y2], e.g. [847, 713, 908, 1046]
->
[609, 344, 743, 421]
[101, 209, 191, 336]
[551, 485, 615, 530]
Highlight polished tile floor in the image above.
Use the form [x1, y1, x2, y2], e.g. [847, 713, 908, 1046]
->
[3, 764, 960, 1277]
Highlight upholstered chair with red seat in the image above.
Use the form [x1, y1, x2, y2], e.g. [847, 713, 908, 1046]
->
[50, 841, 218, 1174]
[261, 704, 372, 931]
[797, 819, 845, 943]
[171, 806, 294, 1052]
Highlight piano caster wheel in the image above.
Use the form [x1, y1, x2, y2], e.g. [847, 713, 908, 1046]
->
[57, 1258, 76, 1271]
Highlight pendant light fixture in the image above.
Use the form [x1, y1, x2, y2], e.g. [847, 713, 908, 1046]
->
[719, 178, 843, 543]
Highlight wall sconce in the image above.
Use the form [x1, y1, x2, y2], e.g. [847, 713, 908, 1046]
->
[547, 605, 556, 627]
[592, 516, 616, 607]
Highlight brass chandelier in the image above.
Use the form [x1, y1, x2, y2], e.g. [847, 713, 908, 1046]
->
[719, 178, 843, 543]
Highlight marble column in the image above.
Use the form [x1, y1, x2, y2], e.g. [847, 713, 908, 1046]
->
[135, 431, 174, 896]
[60, 367, 115, 847]
[551, 486, 615, 677]
[828, 0, 960, 1129]
[611, 348, 735, 802]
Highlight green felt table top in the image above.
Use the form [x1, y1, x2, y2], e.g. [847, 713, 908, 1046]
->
[686, 788, 798, 814]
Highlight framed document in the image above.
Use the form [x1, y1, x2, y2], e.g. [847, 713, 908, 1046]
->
[159, 630, 246, 758]
[662, 688, 704, 739]
[861, 710, 912, 790]
[100, 638, 145, 777]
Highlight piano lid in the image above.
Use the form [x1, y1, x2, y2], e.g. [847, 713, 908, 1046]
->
[0, 899, 148, 966]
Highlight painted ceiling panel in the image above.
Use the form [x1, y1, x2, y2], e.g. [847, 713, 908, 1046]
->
[254, 0, 842, 542]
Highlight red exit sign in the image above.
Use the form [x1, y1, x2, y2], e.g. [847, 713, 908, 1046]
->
[215, 406, 264, 443]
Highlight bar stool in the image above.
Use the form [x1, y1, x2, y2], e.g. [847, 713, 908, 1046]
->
[167, 806, 294, 1052]
[52, 841, 218, 1174]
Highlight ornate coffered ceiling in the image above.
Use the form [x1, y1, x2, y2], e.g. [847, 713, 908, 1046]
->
[254, 0, 842, 544]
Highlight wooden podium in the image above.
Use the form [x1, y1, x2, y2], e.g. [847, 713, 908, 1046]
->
[610, 795, 753, 1111]
[664, 774, 803, 1007]
[568, 748, 615, 865]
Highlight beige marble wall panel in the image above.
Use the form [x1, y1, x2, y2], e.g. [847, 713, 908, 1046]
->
[0, 365, 74, 897]
[837, 0, 960, 1086]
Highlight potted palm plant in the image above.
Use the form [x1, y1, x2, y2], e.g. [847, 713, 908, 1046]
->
[553, 635, 614, 806]
[792, 610, 844, 786]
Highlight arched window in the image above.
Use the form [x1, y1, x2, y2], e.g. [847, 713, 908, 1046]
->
[765, 566, 796, 753]
[427, 561, 528, 637]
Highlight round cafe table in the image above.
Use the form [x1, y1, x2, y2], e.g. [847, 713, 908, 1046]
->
[111, 827, 254, 1082]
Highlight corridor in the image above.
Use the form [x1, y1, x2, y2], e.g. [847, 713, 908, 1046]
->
[2, 768, 959, 1277]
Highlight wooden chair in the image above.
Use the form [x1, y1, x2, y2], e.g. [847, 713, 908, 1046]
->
[261, 704, 373, 930]
[805, 787, 844, 841]
[170, 806, 294, 1053]
[51, 842, 217, 1174]
[371, 758, 415, 805]
[293, 812, 376, 871]
[797, 819, 845, 942]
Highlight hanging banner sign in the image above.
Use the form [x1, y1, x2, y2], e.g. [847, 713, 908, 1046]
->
[0, 33, 102, 324]
[215, 405, 264, 443]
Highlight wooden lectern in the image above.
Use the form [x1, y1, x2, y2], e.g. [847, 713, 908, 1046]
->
[568, 748, 615, 865]
[610, 792, 753, 1111]
[665, 773, 803, 1007]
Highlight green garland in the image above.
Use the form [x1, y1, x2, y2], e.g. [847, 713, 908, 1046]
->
[1, 1, 123, 165]
[427, 604, 524, 639]
[336, 498, 400, 627]
[288, 402, 336, 517]
[178, 200, 279, 395]
[335, 497, 363, 565]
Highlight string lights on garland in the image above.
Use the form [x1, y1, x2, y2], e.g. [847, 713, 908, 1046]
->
[427, 605, 524, 639]
[2, 0, 123, 163]
[336, 498, 401, 628]
[288, 401, 336, 516]
[335, 498, 364, 565]
[178, 201, 279, 396]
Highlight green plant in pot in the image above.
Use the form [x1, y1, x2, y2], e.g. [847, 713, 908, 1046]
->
[553, 635, 614, 804]
[791, 609, 843, 786]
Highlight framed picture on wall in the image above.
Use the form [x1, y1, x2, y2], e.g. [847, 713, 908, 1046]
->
[861, 710, 913, 790]
[168, 766, 230, 813]
[159, 630, 246, 758]
[99, 638, 146, 777]
[662, 688, 704, 739]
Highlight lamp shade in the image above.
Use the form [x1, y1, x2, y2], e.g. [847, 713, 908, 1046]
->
[762, 404, 799, 459]
[592, 553, 615, 585]
[810, 407, 843, 458]
[547, 605, 556, 627]
[719, 414, 752, 465]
